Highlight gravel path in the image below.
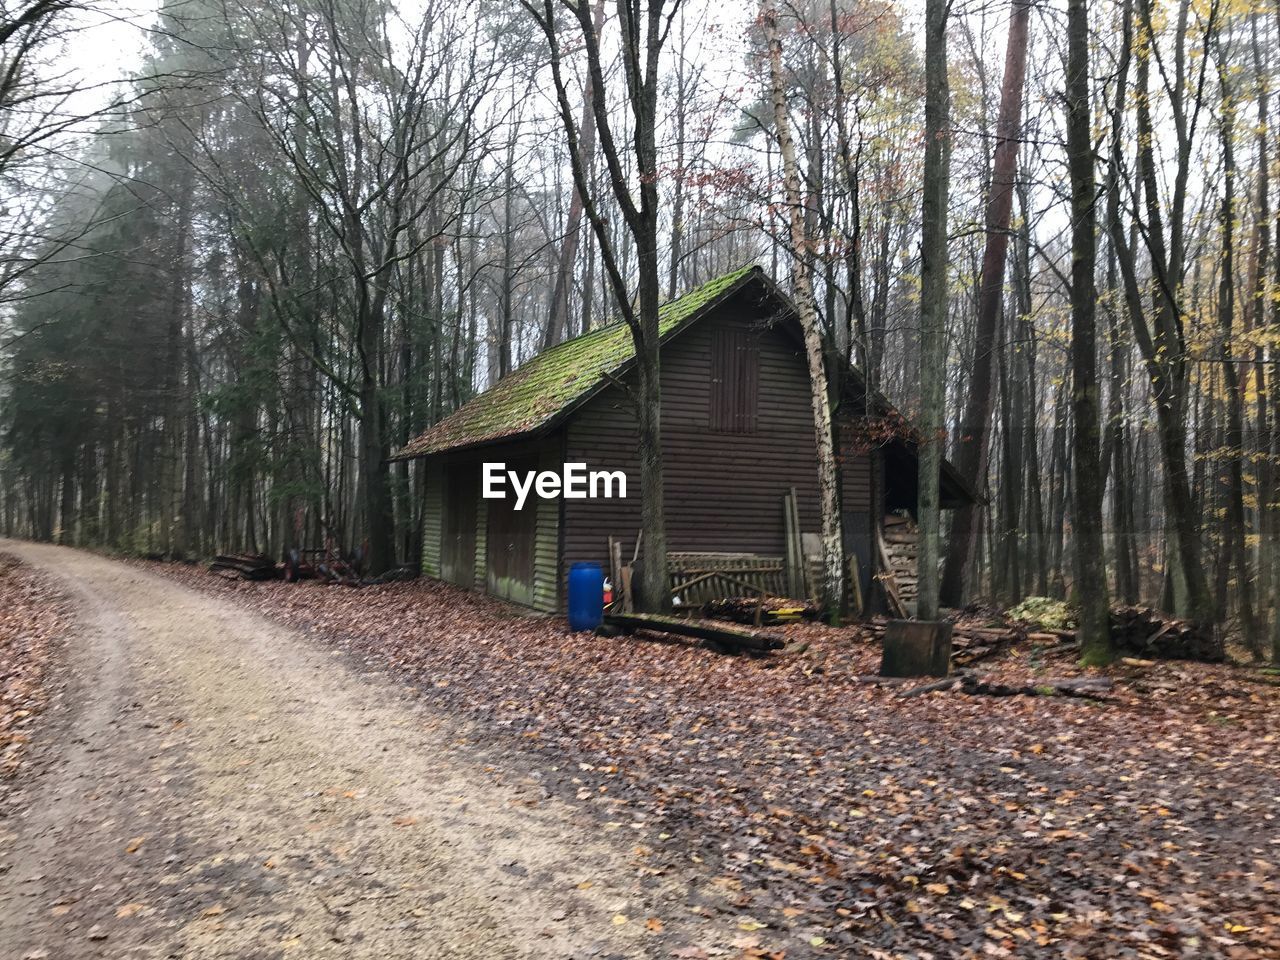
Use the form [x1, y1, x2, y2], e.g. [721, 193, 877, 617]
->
[0, 542, 698, 959]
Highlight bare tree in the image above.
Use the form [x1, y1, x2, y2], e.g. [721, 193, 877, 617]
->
[940, 0, 1031, 606]
[524, 0, 683, 612]
[1065, 0, 1109, 663]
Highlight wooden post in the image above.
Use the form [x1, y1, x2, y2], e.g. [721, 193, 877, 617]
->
[848, 554, 864, 618]
[880, 619, 952, 677]
[783, 492, 800, 597]
[620, 565, 634, 613]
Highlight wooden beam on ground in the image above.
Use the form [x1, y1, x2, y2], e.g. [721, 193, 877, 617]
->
[604, 612, 786, 652]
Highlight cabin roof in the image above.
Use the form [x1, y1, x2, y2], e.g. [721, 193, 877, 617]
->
[390, 264, 979, 506]
[392, 265, 759, 460]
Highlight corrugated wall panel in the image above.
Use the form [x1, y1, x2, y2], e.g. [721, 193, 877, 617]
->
[532, 441, 562, 612]
[422, 459, 443, 577]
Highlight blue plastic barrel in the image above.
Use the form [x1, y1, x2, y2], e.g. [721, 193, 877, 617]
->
[567, 562, 604, 631]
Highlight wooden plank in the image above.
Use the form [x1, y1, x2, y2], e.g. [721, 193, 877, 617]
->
[604, 612, 785, 651]
[849, 553, 864, 617]
[782, 492, 799, 597]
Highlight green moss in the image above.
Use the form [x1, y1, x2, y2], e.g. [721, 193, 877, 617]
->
[1078, 647, 1114, 668]
[1009, 596, 1077, 631]
[395, 265, 759, 459]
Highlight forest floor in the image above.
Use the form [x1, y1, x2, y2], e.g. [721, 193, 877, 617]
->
[2, 544, 1278, 959]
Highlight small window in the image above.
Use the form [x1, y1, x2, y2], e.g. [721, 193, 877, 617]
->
[709, 326, 758, 433]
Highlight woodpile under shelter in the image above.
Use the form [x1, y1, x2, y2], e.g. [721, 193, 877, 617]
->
[392, 265, 976, 614]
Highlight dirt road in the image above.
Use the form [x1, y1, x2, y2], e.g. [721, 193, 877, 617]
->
[0, 542, 701, 959]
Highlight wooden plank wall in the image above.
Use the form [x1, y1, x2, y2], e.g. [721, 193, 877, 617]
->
[421, 459, 443, 578]
[422, 440, 560, 613]
[533, 442, 562, 612]
[562, 307, 874, 595]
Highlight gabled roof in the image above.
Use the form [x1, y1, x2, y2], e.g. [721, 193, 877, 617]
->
[390, 264, 978, 506]
[392, 265, 760, 460]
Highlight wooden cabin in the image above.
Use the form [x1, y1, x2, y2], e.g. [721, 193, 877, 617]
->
[391, 265, 975, 613]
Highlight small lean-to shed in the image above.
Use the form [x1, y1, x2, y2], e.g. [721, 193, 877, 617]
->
[391, 265, 975, 613]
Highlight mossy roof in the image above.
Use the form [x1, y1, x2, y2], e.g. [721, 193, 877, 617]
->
[393, 265, 761, 460]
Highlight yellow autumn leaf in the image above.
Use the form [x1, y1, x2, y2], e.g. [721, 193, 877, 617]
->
[125, 836, 145, 854]
[738, 918, 768, 931]
[926, 883, 950, 895]
[612, 914, 628, 925]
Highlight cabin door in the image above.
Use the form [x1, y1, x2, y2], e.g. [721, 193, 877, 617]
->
[487, 456, 536, 605]
[441, 463, 477, 589]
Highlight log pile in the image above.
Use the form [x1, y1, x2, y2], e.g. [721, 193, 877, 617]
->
[949, 623, 1027, 666]
[1109, 606, 1222, 662]
[876, 514, 919, 617]
[209, 553, 279, 581]
[861, 612, 1025, 668]
[703, 596, 820, 625]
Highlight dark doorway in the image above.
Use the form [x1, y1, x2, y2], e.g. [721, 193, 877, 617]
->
[487, 456, 537, 604]
[441, 463, 477, 589]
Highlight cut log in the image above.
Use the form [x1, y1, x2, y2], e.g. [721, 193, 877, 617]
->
[603, 612, 786, 652]
[880, 619, 953, 677]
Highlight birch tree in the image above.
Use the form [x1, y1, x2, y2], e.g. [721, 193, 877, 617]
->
[760, 0, 844, 616]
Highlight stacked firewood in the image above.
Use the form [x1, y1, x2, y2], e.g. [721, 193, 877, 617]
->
[209, 554, 278, 581]
[860, 612, 1025, 667]
[1108, 605, 1222, 662]
[949, 622, 1027, 666]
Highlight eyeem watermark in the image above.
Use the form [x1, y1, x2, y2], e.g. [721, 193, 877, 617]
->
[483, 462, 627, 511]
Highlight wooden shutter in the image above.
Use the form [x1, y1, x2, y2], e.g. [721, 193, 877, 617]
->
[709, 326, 758, 433]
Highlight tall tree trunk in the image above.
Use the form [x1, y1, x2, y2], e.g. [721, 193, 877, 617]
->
[1110, 0, 1215, 621]
[762, 0, 845, 616]
[916, 0, 951, 621]
[940, 0, 1031, 606]
[1067, 0, 1111, 663]
[1215, 52, 1261, 654]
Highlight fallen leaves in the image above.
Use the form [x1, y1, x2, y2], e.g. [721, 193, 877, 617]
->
[0, 554, 68, 782]
[149, 563, 1280, 958]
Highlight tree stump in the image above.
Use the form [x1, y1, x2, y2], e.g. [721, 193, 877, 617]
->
[880, 620, 952, 677]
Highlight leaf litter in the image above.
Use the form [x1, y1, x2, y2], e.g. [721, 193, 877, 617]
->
[0, 553, 68, 783]
[145, 563, 1280, 958]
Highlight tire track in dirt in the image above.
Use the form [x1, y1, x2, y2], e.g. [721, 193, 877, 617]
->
[0, 542, 718, 959]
